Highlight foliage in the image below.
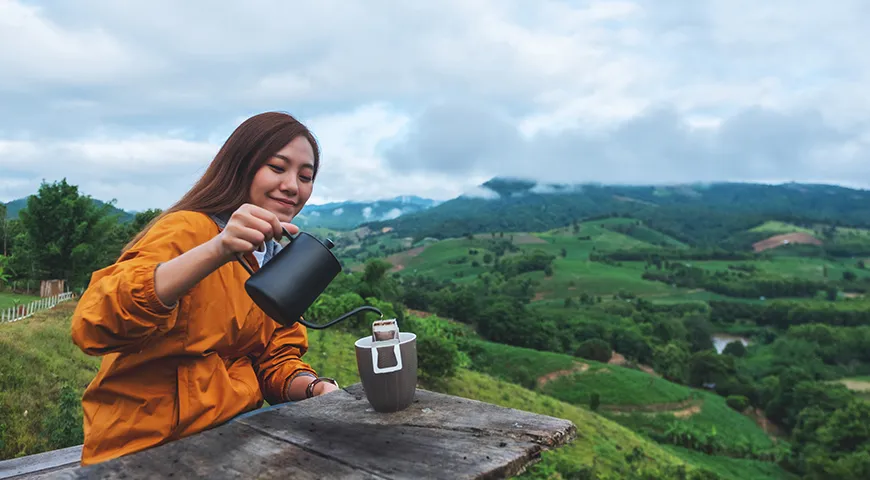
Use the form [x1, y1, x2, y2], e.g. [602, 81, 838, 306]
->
[416, 336, 460, 385]
[726, 395, 750, 412]
[10, 180, 123, 289]
[576, 338, 613, 363]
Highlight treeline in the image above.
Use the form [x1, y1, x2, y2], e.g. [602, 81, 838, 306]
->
[641, 263, 828, 299]
[711, 300, 870, 329]
[1, 180, 162, 292]
[590, 247, 757, 262]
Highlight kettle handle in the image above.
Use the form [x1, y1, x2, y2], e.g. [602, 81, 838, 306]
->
[233, 226, 296, 277]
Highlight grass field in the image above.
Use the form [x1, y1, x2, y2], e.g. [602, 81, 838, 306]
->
[611, 390, 778, 453]
[0, 304, 709, 478]
[749, 221, 815, 235]
[464, 339, 693, 407]
[0, 292, 40, 310]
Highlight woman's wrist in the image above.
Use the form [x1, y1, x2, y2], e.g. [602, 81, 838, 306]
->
[284, 371, 317, 401]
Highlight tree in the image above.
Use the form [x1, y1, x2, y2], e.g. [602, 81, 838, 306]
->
[16, 179, 119, 287]
[0, 202, 6, 256]
[722, 341, 747, 357]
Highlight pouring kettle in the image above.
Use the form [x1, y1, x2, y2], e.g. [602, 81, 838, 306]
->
[235, 227, 382, 329]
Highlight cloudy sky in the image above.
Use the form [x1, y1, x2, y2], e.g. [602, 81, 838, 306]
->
[1, 0, 869, 211]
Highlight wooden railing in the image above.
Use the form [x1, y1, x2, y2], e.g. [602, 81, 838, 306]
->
[0, 292, 75, 324]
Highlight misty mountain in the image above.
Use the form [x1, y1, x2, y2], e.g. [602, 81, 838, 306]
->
[294, 195, 439, 230]
[363, 177, 870, 246]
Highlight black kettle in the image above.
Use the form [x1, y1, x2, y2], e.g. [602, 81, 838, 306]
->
[235, 228, 382, 329]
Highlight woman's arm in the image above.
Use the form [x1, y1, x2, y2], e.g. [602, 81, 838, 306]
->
[153, 203, 297, 307]
[71, 205, 298, 356]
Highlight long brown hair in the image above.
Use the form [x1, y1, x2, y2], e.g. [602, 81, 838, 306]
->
[123, 111, 320, 253]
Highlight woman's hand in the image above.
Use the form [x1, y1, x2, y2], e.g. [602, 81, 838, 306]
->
[212, 203, 299, 263]
[312, 381, 339, 396]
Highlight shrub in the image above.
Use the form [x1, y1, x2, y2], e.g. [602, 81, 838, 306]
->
[576, 338, 613, 363]
[726, 395, 750, 412]
[417, 336, 459, 384]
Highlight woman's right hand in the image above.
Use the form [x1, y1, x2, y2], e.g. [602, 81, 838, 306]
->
[213, 204, 300, 262]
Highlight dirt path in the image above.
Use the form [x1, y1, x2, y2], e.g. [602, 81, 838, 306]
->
[536, 362, 590, 388]
[838, 379, 870, 392]
[602, 397, 704, 420]
[747, 408, 786, 440]
[376, 245, 428, 272]
[602, 398, 701, 416]
[752, 232, 822, 252]
[608, 352, 659, 377]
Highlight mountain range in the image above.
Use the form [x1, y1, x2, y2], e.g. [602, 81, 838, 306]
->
[1, 194, 438, 231]
[362, 178, 870, 246]
[5, 178, 870, 241]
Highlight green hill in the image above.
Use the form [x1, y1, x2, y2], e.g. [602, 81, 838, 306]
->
[364, 180, 870, 246]
[1, 303, 795, 479]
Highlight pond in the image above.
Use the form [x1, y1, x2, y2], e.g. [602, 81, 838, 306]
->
[711, 333, 751, 354]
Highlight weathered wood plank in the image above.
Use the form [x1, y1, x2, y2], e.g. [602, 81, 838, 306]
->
[39, 421, 379, 479]
[35, 384, 575, 479]
[0, 445, 81, 479]
[235, 384, 575, 479]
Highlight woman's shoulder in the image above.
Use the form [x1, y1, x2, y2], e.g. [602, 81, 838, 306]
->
[130, 210, 220, 251]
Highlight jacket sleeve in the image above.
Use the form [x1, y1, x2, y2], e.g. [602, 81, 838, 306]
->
[71, 211, 213, 356]
[252, 322, 318, 405]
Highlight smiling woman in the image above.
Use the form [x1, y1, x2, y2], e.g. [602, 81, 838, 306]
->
[69, 111, 341, 467]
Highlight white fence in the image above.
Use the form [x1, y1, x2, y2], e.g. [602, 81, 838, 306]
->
[0, 292, 75, 324]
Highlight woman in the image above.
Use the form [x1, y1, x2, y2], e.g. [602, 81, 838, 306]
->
[70, 111, 339, 466]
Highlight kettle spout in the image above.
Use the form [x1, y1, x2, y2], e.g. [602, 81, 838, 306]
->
[298, 305, 384, 330]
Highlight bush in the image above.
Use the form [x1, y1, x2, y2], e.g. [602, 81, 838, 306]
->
[417, 336, 459, 384]
[589, 392, 600, 411]
[726, 395, 750, 412]
[575, 338, 613, 363]
[722, 341, 746, 357]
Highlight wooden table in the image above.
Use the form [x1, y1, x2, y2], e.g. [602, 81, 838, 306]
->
[24, 384, 575, 479]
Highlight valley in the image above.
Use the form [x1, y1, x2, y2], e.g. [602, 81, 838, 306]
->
[3, 178, 870, 479]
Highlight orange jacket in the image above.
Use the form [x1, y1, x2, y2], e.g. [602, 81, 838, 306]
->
[70, 210, 316, 466]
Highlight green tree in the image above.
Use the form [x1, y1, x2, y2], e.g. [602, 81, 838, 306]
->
[575, 338, 612, 363]
[652, 342, 690, 384]
[722, 341, 746, 357]
[16, 179, 118, 288]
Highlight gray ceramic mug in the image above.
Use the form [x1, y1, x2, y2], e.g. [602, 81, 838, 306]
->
[354, 331, 417, 413]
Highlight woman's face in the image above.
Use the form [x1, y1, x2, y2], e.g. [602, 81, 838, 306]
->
[249, 135, 315, 223]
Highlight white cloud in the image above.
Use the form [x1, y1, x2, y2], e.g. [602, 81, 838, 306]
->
[380, 208, 404, 221]
[0, 0, 869, 211]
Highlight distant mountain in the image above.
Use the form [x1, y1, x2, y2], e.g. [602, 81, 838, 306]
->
[363, 178, 870, 246]
[2, 197, 136, 223]
[294, 195, 439, 230]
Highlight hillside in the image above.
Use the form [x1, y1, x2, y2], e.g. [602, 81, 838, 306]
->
[363, 180, 870, 246]
[0, 303, 757, 479]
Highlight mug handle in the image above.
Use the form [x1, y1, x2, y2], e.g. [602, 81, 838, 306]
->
[372, 344, 403, 374]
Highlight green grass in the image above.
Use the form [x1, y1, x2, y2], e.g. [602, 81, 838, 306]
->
[542, 362, 694, 407]
[440, 370, 704, 479]
[665, 446, 799, 480]
[0, 302, 101, 459]
[749, 221, 815, 235]
[0, 305, 723, 479]
[611, 391, 778, 454]
[464, 339, 693, 407]
[0, 292, 40, 310]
